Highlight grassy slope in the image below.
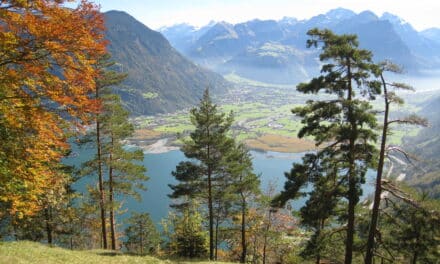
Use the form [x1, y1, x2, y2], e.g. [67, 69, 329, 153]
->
[0, 241, 233, 264]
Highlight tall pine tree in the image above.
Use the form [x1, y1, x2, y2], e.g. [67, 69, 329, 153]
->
[170, 89, 234, 260]
[124, 212, 160, 254]
[222, 143, 260, 263]
[278, 28, 380, 264]
[273, 152, 343, 263]
[364, 61, 428, 264]
[79, 54, 147, 250]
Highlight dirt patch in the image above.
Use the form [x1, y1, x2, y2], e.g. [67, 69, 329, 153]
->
[245, 134, 316, 153]
[132, 129, 162, 140]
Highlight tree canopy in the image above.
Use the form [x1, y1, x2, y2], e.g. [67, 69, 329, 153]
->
[0, 0, 106, 216]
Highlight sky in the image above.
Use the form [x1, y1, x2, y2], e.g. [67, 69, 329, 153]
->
[85, 0, 440, 31]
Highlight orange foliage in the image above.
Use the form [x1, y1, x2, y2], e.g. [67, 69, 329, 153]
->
[0, 0, 106, 216]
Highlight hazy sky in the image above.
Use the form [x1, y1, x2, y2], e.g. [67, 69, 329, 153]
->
[87, 0, 440, 31]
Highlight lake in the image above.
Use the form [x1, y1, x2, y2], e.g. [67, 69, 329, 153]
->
[83, 149, 376, 225]
[66, 145, 376, 225]
[128, 150, 306, 224]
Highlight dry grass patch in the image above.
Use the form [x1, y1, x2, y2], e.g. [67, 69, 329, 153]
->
[132, 129, 163, 140]
[245, 134, 316, 153]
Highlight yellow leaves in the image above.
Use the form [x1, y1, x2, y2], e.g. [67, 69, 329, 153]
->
[0, 0, 106, 217]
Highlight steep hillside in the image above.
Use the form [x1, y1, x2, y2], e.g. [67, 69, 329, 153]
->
[0, 241, 233, 264]
[336, 16, 418, 72]
[404, 96, 440, 197]
[421, 28, 440, 44]
[380, 13, 440, 68]
[104, 11, 229, 115]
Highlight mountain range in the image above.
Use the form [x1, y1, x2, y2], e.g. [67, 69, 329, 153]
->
[104, 11, 229, 115]
[161, 8, 440, 84]
[101, 8, 440, 116]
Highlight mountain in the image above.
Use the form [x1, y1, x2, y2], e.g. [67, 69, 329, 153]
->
[224, 42, 316, 84]
[159, 22, 215, 55]
[189, 21, 243, 59]
[380, 13, 440, 69]
[335, 13, 418, 72]
[161, 8, 440, 84]
[104, 11, 229, 115]
[421, 28, 440, 44]
[325, 8, 357, 21]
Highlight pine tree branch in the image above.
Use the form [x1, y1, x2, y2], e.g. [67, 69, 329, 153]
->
[381, 181, 421, 209]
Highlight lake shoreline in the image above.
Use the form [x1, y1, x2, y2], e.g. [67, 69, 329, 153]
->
[137, 136, 317, 155]
[139, 138, 179, 154]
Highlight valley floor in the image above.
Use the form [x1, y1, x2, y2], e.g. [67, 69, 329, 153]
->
[129, 80, 423, 154]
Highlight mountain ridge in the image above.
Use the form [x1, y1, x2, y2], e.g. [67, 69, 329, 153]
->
[104, 10, 229, 115]
[161, 8, 440, 84]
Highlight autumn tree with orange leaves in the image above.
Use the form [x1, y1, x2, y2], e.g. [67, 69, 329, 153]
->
[0, 0, 106, 216]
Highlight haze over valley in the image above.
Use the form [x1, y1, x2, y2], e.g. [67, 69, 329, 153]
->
[99, 8, 440, 154]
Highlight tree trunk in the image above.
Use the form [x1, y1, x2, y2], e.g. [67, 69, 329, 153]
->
[263, 210, 272, 264]
[208, 166, 214, 260]
[140, 221, 144, 255]
[411, 251, 418, 264]
[315, 218, 324, 264]
[345, 61, 355, 264]
[44, 206, 53, 246]
[207, 117, 214, 261]
[109, 168, 116, 250]
[365, 74, 389, 264]
[345, 175, 356, 264]
[253, 234, 258, 264]
[96, 117, 107, 249]
[240, 197, 247, 263]
[109, 137, 116, 250]
[215, 216, 219, 260]
[315, 251, 321, 264]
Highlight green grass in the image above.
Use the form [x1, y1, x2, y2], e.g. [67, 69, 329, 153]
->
[131, 88, 419, 152]
[232, 131, 258, 142]
[155, 123, 193, 134]
[387, 126, 421, 145]
[0, 241, 234, 264]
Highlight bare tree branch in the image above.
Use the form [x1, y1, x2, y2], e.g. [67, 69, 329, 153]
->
[387, 115, 429, 126]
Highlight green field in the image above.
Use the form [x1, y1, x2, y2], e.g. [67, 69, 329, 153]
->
[130, 81, 425, 152]
[132, 100, 309, 151]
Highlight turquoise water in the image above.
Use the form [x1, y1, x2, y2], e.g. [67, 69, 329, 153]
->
[126, 150, 305, 224]
[123, 150, 375, 224]
[67, 147, 375, 225]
